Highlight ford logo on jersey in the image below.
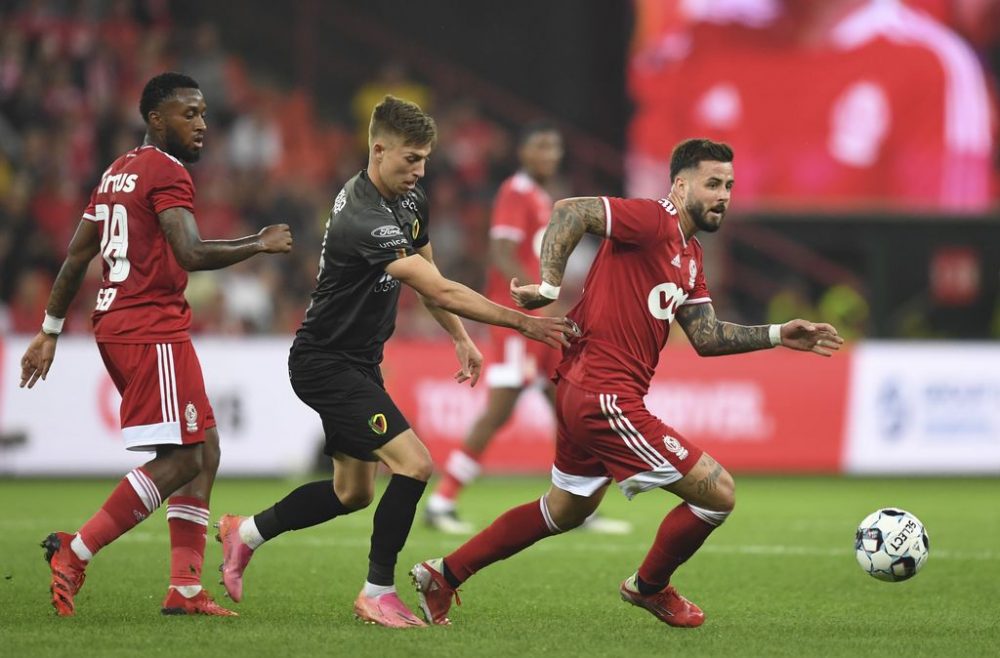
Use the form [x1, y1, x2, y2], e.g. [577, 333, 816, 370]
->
[371, 225, 403, 238]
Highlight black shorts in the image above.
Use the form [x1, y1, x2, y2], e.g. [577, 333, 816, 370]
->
[288, 353, 410, 462]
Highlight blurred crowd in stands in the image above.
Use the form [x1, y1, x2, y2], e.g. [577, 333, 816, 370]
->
[0, 1, 556, 338]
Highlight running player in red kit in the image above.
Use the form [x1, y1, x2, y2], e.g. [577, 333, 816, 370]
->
[18, 72, 293, 617]
[425, 122, 629, 536]
[411, 139, 843, 627]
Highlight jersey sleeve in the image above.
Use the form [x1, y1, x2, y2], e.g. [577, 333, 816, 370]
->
[411, 187, 430, 249]
[353, 210, 417, 267]
[147, 158, 195, 215]
[602, 197, 672, 246]
[682, 240, 712, 305]
[82, 187, 98, 222]
[489, 184, 530, 243]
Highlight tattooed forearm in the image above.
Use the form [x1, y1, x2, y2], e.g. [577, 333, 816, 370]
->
[696, 463, 724, 497]
[676, 303, 772, 356]
[539, 197, 607, 286]
[46, 260, 91, 318]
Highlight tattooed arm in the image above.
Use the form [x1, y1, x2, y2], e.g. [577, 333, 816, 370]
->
[676, 303, 772, 356]
[677, 303, 845, 357]
[158, 207, 292, 271]
[19, 220, 101, 388]
[510, 197, 607, 309]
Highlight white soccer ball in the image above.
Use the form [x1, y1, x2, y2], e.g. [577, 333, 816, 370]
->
[855, 508, 929, 582]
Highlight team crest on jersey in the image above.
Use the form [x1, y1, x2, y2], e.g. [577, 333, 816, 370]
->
[333, 188, 347, 215]
[688, 259, 697, 288]
[368, 413, 388, 436]
[184, 402, 199, 433]
[411, 217, 420, 239]
[663, 435, 689, 461]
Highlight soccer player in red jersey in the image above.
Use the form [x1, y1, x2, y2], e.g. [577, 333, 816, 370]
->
[426, 123, 629, 535]
[411, 138, 844, 627]
[18, 72, 293, 617]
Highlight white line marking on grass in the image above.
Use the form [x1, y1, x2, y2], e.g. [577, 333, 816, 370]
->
[111, 532, 999, 561]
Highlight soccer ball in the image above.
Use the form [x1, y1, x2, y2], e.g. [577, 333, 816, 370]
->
[855, 508, 929, 582]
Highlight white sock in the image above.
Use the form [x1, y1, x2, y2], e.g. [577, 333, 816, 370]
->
[427, 493, 456, 514]
[363, 582, 396, 598]
[238, 517, 266, 550]
[70, 534, 93, 562]
[171, 585, 203, 598]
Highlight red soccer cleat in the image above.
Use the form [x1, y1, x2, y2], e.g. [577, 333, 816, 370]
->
[161, 588, 238, 616]
[619, 574, 705, 628]
[353, 590, 427, 629]
[410, 558, 461, 625]
[214, 514, 254, 602]
[41, 532, 88, 617]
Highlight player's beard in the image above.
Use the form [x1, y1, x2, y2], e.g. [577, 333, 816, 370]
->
[687, 199, 725, 233]
[165, 130, 201, 163]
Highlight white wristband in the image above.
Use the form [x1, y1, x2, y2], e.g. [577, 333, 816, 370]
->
[538, 281, 561, 301]
[42, 313, 65, 336]
[768, 323, 783, 347]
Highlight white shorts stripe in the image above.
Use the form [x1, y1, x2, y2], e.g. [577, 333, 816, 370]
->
[600, 394, 665, 469]
[608, 395, 667, 467]
[156, 345, 169, 423]
[165, 344, 179, 424]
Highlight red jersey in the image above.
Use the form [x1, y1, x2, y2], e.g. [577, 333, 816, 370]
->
[484, 172, 553, 308]
[555, 196, 711, 397]
[83, 145, 195, 343]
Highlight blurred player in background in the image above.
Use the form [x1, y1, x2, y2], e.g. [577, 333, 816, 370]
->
[215, 96, 575, 629]
[19, 72, 294, 617]
[411, 138, 843, 628]
[425, 123, 630, 536]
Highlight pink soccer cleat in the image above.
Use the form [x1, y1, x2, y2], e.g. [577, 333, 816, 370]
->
[214, 514, 254, 602]
[41, 532, 88, 617]
[619, 574, 705, 628]
[161, 588, 238, 616]
[410, 558, 461, 625]
[353, 590, 427, 629]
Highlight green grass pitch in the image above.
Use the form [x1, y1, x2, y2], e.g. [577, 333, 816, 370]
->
[1, 476, 997, 657]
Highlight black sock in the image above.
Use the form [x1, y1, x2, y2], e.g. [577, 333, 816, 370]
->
[254, 480, 352, 541]
[442, 560, 462, 589]
[367, 474, 427, 586]
[636, 574, 666, 595]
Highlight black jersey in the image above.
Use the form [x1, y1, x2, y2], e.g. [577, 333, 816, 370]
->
[292, 170, 429, 366]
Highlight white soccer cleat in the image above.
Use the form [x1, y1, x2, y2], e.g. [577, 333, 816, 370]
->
[424, 508, 474, 535]
[581, 513, 633, 535]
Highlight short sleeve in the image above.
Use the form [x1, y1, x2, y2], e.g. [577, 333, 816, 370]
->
[603, 196, 672, 246]
[354, 211, 416, 267]
[682, 241, 712, 305]
[82, 187, 98, 222]
[148, 159, 195, 215]
[489, 185, 530, 242]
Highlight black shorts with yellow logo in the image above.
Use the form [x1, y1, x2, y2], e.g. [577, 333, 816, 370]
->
[288, 352, 410, 462]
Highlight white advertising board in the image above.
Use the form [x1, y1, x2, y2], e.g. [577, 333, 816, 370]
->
[0, 337, 322, 475]
[843, 343, 1000, 474]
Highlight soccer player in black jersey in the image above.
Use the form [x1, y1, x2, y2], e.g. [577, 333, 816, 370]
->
[215, 96, 575, 628]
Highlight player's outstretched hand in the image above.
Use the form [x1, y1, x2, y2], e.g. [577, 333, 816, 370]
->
[517, 314, 580, 349]
[453, 338, 484, 387]
[19, 332, 58, 389]
[258, 224, 293, 254]
[510, 278, 555, 310]
[778, 319, 844, 356]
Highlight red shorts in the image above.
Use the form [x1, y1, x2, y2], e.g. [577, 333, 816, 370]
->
[98, 341, 215, 452]
[484, 325, 561, 389]
[553, 379, 703, 499]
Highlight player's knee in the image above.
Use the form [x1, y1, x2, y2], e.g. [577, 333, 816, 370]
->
[166, 445, 203, 482]
[335, 485, 374, 511]
[393, 454, 434, 482]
